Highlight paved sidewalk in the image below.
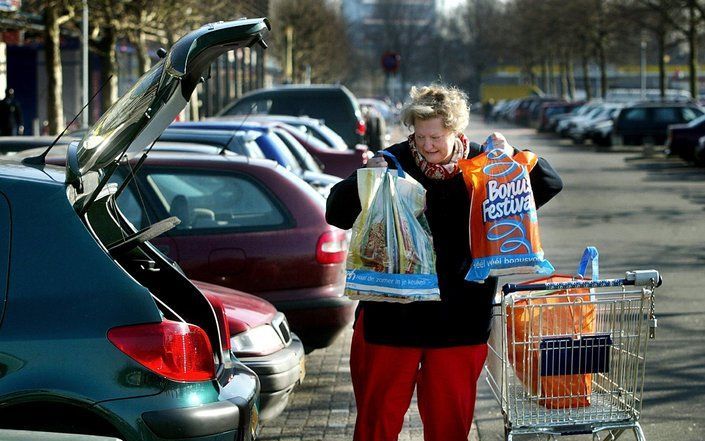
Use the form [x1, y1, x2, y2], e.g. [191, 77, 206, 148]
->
[258, 326, 480, 441]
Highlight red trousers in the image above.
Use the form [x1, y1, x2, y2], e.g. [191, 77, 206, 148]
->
[350, 315, 488, 441]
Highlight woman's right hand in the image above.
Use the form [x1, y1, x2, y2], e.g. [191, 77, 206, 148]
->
[366, 153, 388, 168]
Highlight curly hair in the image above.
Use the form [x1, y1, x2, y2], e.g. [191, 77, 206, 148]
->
[400, 84, 470, 133]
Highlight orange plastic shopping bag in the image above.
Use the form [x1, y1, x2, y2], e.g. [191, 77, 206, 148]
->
[506, 247, 602, 409]
[459, 132, 554, 281]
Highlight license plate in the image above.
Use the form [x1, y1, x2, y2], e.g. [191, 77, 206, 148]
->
[299, 357, 306, 383]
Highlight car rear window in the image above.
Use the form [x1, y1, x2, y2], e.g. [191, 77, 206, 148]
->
[622, 108, 647, 121]
[226, 98, 273, 115]
[652, 107, 680, 123]
[144, 171, 287, 231]
[269, 95, 350, 120]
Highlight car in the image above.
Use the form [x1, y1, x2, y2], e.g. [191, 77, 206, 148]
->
[359, 98, 396, 124]
[105, 152, 354, 352]
[612, 101, 704, 146]
[0, 135, 79, 155]
[17, 140, 310, 418]
[693, 135, 705, 166]
[586, 118, 615, 147]
[665, 113, 705, 161]
[359, 102, 387, 152]
[0, 19, 269, 440]
[195, 281, 305, 421]
[216, 84, 367, 149]
[211, 114, 351, 151]
[555, 102, 604, 137]
[159, 127, 267, 158]
[159, 126, 340, 197]
[536, 102, 582, 132]
[172, 120, 368, 178]
[568, 104, 623, 144]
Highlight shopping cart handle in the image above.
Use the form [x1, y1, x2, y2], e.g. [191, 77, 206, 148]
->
[502, 270, 662, 295]
[626, 270, 662, 288]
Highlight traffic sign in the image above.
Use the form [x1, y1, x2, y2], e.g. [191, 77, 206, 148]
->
[381, 51, 401, 74]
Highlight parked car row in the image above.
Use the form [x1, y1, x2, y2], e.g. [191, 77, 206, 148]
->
[496, 94, 704, 154]
[0, 18, 364, 440]
[498, 91, 705, 169]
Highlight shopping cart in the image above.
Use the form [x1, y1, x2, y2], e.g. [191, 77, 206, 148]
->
[486, 270, 661, 440]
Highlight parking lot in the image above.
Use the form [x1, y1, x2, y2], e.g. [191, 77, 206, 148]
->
[259, 116, 705, 441]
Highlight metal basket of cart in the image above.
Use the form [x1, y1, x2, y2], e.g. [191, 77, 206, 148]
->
[485, 247, 662, 441]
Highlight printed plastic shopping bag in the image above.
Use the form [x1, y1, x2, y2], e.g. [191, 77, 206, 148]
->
[345, 151, 440, 303]
[507, 247, 601, 409]
[459, 132, 554, 282]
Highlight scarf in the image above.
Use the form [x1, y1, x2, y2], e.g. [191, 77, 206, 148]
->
[408, 132, 470, 180]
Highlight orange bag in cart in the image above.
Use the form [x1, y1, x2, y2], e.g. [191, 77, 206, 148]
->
[507, 247, 602, 409]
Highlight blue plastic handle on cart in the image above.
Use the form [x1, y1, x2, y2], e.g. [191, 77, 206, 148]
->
[379, 150, 405, 178]
[577, 246, 599, 280]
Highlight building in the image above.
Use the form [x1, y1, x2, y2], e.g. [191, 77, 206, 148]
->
[341, 0, 438, 100]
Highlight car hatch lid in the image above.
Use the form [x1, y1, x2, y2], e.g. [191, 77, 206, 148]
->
[67, 18, 270, 213]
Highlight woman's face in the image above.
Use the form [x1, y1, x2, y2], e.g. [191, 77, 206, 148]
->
[414, 117, 456, 164]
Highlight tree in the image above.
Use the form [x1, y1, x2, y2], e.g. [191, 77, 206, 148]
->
[367, 0, 438, 97]
[618, 0, 684, 98]
[271, 0, 352, 84]
[23, 0, 79, 135]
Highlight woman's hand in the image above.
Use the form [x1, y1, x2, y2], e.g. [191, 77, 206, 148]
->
[366, 153, 388, 168]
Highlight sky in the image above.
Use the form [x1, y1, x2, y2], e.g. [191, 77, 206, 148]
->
[439, 0, 466, 11]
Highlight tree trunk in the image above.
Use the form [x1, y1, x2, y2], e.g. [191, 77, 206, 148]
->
[582, 53, 592, 101]
[540, 57, 548, 94]
[559, 59, 567, 98]
[598, 43, 607, 98]
[567, 57, 576, 100]
[100, 25, 118, 112]
[44, 6, 64, 135]
[135, 29, 151, 74]
[547, 54, 556, 95]
[688, 0, 698, 99]
[657, 28, 666, 99]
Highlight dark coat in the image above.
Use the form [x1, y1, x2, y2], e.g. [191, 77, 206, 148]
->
[325, 139, 563, 347]
[0, 97, 23, 136]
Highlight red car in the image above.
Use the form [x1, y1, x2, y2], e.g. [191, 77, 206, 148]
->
[195, 281, 305, 421]
[113, 152, 354, 351]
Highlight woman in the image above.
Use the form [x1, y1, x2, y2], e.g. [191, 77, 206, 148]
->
[325, 85, 563, 441]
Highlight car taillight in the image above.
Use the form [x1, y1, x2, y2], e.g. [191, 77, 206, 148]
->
[205, 295, 232, 351]
[316, 230, 348, 264]
[108, 320, 215, 382]
[356, 119, 366, 136]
